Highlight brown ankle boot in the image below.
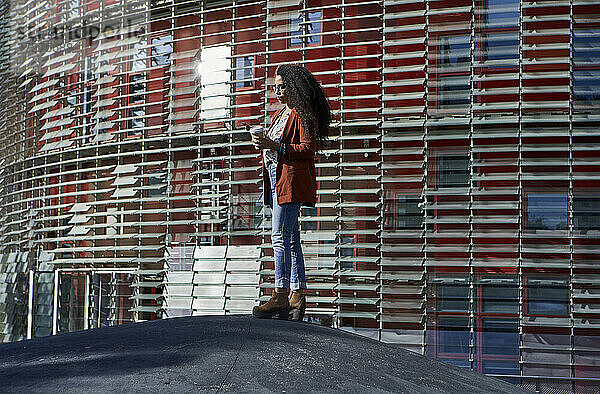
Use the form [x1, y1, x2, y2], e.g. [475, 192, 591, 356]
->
[253, 290, 290, 319]
[288, 291, 306, 322]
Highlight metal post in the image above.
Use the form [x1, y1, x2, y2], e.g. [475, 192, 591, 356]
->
[52, 270, 59, 335]
[98, 276, 102, 327]
[27, 269, 34, 339]
[423, 0, 430, 360]
[83, 272, 89, 330]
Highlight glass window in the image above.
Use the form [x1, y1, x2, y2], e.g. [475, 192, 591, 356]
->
[438, 317, 470, 355]
[340, 235, 356, 269]
[58, 273, 86, 332]
[439, 282, 470, 312]
[439, 75, 471, 109]
[527, 278, 569, 316]
[83, 88, 93, 139]
[69, 0, 79, 19]
[526, 194, 567, 230]
[233, 193, 262, 230]
[128, 108, 145, 132]
[340, 235, 355, 257]
[438, 156, 470, 188]
[84, 55, 94, 82]
[476, 32, 519, 63]
[574, 70, 600, 105]
[132, 41, 146, 72]
[574, 29, 600, 66]
[66, 93, 77, 106]
[384, 194, 423, 230]
[439, 35, 470, 71]
[145, 172, 166, 197]
[129, 74, 145, 103]
[482, 360, 520, 376]
[574, 29, 600, 106]
[573, 195, 600, 231]
[479, 318, 519, 356]
[301, 206, 318, 231]
[480, 277, 518, 314]
[151, 35, 172, 67]
[432, 35, 470, 112]
[235, 56, 254, 89]
[291, 11, 321, 47]
[481, 0, 520, 29]
[443, 359, 471, 369]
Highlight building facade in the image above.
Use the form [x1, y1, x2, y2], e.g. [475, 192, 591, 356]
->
[0, 0, 599, 391]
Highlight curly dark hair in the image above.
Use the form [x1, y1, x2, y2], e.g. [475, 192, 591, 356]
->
[275, 64, 332, 151]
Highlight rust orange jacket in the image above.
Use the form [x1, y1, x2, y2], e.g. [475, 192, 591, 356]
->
[262, 107, 317, 207]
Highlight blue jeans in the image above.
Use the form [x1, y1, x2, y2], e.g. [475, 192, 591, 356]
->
[267, 162, 306, 290]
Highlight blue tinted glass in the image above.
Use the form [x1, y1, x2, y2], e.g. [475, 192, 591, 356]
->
[439, 76, 471, 108]
[479, 318, 519, 356]
[574, 71, 600, 104]
[527, 279, 569, 315]
[291, 11, 321, 46]
[476, 33, 519, 62]
[438, 317, 470, 354]
[440, 36, 470, 67]
[526, 194, 567, 230]
[528, 299, 568, 315]
[482, 360, 520, 376]
[485, 0, 519, 28]
[151, 36, 172, 66]
[574, 29, 600, 64]
[439, 330, 470, 354]
[235, 56, 253, 89]
[290, 19, 302, 46]
[385, 195, 423, 230]
[307, 11, 321, 45]
[341, 236, 355, 257]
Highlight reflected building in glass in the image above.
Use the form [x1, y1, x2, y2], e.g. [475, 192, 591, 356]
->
[0, 0, 599, 391]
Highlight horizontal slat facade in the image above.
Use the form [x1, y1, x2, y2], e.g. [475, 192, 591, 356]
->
[0, 0, 599, 390]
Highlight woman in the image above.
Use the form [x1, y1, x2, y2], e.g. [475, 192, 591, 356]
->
[251, 64, 331, 321]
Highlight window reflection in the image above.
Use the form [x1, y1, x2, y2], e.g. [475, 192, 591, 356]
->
[574, 29, 600, 107]
[383, 193, 423, 230]
[438, 317, 470, 354]
[481, 0, 520, 29]
[526, 194, 567, 231]
[235, 55, 254, 89]
[151, 35, 172, 67]
[429, 274, 521, 377]
[232, 193, 262, 230]
[526, 277, 569, 316]
[439, 280, 469, 312]
[291, 11, 321, 47]
[480, 277, 518, 314]
[573, 195, 600, 232]
[437, 155, 470, 188]
[199, 45, 231, 121]
[439, 35, 470, 70]
[475, 32, 519, 63]
[479, 318, 519, 356]
[432, 35, 471, 112]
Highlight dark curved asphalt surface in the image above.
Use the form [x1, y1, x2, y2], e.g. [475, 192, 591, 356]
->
[0, 315, 529, 393]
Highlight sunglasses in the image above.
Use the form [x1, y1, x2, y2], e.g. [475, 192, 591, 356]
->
[273, 83, 286, 92]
